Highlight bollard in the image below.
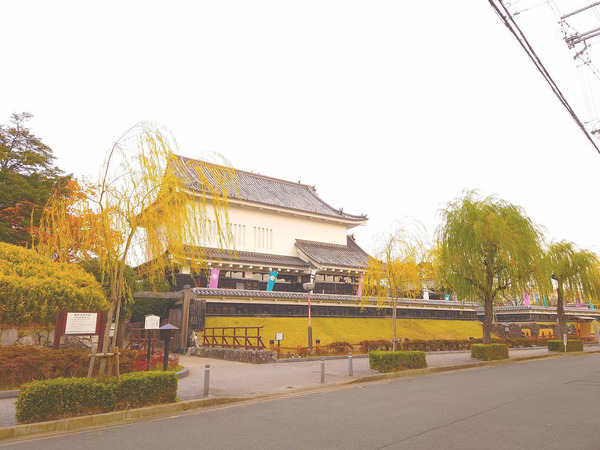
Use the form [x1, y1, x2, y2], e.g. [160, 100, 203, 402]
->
[563, 334, 567, 354]
[204, 364, 211, 397]
[348, 351, 353, 377]
[320, 358, 325, 384]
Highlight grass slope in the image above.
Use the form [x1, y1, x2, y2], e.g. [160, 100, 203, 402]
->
[205, 317, 483, 348]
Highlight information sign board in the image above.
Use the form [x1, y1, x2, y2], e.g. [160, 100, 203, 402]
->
[65, 312, 98, 335]
[275, 333, 284, 341]
[145, 314, 160, 330]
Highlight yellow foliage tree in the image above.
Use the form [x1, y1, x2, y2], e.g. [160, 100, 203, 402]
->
[361, 225, 428, 351]
[0, 242, 108, 327]
[37, 122, 235, 376]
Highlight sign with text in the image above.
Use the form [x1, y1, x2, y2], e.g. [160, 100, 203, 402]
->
[145, 314, 160, 330]
[65, 312, 98, 335]
[275, 333, 284, 341]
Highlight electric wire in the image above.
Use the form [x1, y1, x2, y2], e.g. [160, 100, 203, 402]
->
[488, 0, 600, 154]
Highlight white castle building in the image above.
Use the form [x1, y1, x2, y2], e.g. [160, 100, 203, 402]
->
[169, 155, 370, 296]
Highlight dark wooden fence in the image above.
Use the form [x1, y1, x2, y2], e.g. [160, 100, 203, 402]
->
[202, 326, 266, 350]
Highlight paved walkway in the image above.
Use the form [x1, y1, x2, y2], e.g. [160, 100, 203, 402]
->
[1, 346, 596, 429]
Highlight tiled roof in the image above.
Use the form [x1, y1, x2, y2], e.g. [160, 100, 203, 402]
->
[173, 155, 367, 222]
[295, 235, 370, 269]
[190, 287, 479, 307]
[184, 245, 310, 269]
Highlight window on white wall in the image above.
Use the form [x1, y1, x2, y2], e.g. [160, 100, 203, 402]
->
[205, 220, 245, 248]
[253, 226, 273, 250]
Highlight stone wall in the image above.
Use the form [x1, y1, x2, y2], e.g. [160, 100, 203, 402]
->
[491, 322, 575, 339]
[0, 327, 94, 348]
[187, 346, 277, 364]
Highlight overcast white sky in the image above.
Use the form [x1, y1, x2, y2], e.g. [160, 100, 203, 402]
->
[2, 1, 600, 254]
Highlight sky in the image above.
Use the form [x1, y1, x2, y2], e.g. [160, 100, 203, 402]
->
[2, 0, 600, 254]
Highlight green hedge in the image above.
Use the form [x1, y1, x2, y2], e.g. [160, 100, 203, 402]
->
[470, 344, 509, 361]
[369, 351, 427, 373]
[547, 340, 584, 352]
[16, 371, 178, 424]
[16, 377, 115, 424]
[115, 371, 177, 409]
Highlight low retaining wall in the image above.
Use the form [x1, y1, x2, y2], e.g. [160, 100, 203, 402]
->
[187, 347, 277, 364]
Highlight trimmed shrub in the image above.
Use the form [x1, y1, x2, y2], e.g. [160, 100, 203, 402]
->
[327, 341, 353, 354]
[16, 377, 115, 424]
[369, 351, 427, 373]
[359, 340, 392, 353]
[0, 242, 108, 327]
[115, 371, 178, 409]
[470, 344, 509, 361]
[16, 371, 178, 423]
[547, 340, 584, 352]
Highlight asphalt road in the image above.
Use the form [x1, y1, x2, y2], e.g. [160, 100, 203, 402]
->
[3, 354, 600, 449]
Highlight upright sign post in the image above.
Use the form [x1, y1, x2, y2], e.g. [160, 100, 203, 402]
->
[275, 332, 284, 350]
[145, 314, 160, 366]
[54, 310, 106, 351]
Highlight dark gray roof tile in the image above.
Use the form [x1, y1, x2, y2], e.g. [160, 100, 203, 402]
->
[184, 245, 310, 269]
[174, 155, 367, 222]
[295, 235, 370, 269]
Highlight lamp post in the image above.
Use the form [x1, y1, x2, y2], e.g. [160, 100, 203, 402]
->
[303, 269, 316, 353]
[159, 323, 178, 371]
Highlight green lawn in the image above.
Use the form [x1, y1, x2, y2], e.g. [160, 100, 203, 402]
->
[205, 317, 483, 348]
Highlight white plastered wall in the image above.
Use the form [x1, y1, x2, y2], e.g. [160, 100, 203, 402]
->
[201, 202, 350, 256]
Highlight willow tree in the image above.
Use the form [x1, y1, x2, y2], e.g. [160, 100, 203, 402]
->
[37, 122, 235, 376]
[436, 193, 546, 344]
[546, 241, 600, 337]
[362, 225, 426, 351]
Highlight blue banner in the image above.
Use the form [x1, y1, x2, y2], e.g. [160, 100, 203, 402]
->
[266, 270, 278, 291]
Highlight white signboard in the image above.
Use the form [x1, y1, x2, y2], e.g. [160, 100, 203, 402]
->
[145, 315, 160, 330]
[65, 312, 98, 335]
[275, 333, 284, 341]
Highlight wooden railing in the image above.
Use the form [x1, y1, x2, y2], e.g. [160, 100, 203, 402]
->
[202, 326, 266, 350]
[126, 328, 158, 351]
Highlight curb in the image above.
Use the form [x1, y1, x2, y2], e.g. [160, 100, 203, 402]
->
[341, 349, 600, 386]
[0, 397, 246, 441]
[2, 350, 599, 442]
[0, 390, 19, 400]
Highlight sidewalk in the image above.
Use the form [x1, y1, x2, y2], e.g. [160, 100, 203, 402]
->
[0, 346, 595, 429]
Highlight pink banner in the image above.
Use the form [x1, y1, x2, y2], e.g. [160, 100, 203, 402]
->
[357, 273, 363, 297]
[208, 268, 220, 288]
[523, 292, 530, 307]
[576, 292, 582, 308]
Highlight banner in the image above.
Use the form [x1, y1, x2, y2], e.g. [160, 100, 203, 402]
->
[208, 268, 220, 288]
[523, 292, 530, 307]
[266, 270, 278, 291]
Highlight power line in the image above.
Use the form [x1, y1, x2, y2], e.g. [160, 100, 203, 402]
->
[488, 0, 600, 154]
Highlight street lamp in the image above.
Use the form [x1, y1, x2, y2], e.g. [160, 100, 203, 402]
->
[303, 269, 316, 353]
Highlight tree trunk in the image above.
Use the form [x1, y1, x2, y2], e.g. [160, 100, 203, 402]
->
[483, 293, 493, 344]
[557, 284, 567, 337]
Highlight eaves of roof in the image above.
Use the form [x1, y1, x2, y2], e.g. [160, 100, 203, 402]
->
[173, 155, 368, 223]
